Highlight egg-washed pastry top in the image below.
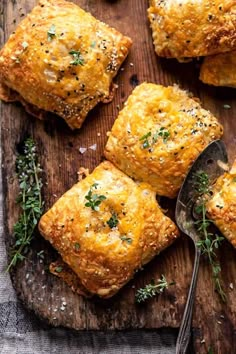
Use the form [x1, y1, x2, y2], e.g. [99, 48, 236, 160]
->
[0, 0, 132, 129]
[39, 161, 179, 298]
[200, 51, 236, 88]
[148, 0, 236, 60]
[104, 83, 223, 199]
[207, 160, 236, 248]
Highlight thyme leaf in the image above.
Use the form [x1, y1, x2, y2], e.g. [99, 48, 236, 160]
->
[69, 50, 84, 66]
[120, 236, 132, 244]
[107, 213, 118, 229]
[139, 132, 151, 149]
[55, 266, 63, 273]
[74, 242, 80, 251]
[47, 24, 56, 41]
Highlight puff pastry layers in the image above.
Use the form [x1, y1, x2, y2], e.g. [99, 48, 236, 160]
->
[0, 0, 132, 129]
[104, 83, 223, 198]
[148, 0, 236, 60]
[200, 51, 236, 87]
[39, 161, 179, 298]
[207, 161, 236, 248]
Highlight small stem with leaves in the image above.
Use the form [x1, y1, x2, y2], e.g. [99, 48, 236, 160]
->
[135, 275, 173, 303]
[194, 171, 226, 302]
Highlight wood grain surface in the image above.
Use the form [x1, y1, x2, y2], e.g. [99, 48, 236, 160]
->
[1, 1, 236, 353]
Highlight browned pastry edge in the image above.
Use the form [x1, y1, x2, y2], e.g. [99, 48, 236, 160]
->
[0, 80, 117, 125]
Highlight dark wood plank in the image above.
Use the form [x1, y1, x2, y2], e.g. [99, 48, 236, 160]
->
[1, 1, 236, 353]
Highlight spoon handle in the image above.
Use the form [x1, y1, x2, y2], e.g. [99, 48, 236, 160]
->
[176, 244, 201, 354]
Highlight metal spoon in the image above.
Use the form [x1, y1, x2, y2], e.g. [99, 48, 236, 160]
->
[175, 140, 228, 354]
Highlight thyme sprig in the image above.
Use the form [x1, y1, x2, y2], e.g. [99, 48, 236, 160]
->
[135, 275, 173, 303]
[7, 138, 44, 271]
[139, 127, 170, 149]
[193, 171, 226, 302]
[85, 183, 106, 211]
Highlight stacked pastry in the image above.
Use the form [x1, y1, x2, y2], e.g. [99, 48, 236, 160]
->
[148, 0, 236, 87]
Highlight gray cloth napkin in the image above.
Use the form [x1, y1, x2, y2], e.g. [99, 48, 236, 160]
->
[0, 131, 177, 354]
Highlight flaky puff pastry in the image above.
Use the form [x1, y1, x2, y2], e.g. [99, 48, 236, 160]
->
[207, 161, 236, 248]
[104, 83, 223, 199]
[39, 161, 179, 298]
[148, 0, 236, 60]
[200, 51, 236, 87]
[0, 0, 132, 129]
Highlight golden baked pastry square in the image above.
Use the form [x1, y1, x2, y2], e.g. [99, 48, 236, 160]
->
[148, 0, 236, 60]
[207, 161, 236, 248]
[200, 51, 236, 88]
[0, 0, 132, 129]
[39, 161, 179, 298]
[104, 83, 223, 198]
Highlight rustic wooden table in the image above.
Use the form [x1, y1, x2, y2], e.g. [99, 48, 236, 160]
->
[1, 1, 236, 353]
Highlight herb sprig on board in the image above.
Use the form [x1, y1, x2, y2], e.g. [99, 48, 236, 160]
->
[193, 171, 226, 302]
[135, 275, 173, 303]
[7, 138, 44, 271]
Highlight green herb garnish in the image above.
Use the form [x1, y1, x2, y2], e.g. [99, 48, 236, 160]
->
[139, 132, 151, 149]
[140, 128, 170, 149]
[157, 127, 170, 143]
[120, 236, 132, 244]
[69, 50, 84, 66]
[47, 24, 56, 41]
[55, 266, 63, 273]
[85, 183, 106, 211]
[74, 242, 80, 251]
[7, 138, 44, 271]
[107, 213, 118, 228]
[223, 104, 231, 109]
[193, 171, 226, 302]
[37, 250, 45, 259]
[135, 275, 172, 303]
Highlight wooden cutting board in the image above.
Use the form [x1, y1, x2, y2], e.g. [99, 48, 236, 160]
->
[1, 1, 236, 353]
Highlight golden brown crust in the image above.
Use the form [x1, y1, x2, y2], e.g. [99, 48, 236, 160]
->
[200, 51, 236, 87]
[104, 83, 223, 198]
[39, 161, 179, 298]
[207, 161, 236, 248]
[148, 0, 236, 59]
[0, 0, 132, 129]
